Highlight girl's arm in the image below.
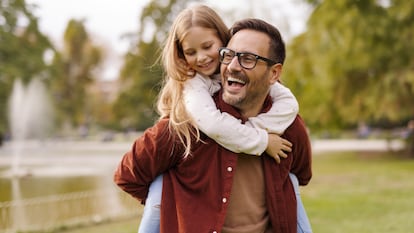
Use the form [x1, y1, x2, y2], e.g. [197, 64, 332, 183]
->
[246, 82, 299, 134]
[184, 74, 293, 159]
[184, 74, 267, 155]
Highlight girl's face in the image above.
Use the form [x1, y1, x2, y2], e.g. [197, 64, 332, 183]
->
[181, 26, 224, 77]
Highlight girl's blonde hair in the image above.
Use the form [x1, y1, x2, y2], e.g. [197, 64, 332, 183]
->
[157, 5, 230, 157]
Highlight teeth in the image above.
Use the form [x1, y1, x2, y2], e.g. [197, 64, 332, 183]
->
[228, 77, 246, 84]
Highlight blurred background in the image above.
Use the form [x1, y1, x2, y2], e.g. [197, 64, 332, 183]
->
[1, 0, 413, 144]
[0, 0, 413, 232]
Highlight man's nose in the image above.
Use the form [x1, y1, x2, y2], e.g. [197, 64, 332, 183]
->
[227, 56, 242, 71]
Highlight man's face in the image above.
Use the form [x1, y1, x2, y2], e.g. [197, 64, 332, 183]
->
[220, 29, 279, 114]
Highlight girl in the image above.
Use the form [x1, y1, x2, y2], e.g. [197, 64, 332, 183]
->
[139, 4, 312, 233]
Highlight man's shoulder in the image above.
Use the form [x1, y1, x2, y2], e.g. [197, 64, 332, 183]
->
[146, 117, 169, 130]
[284, 115, 308, 137]
[140, 118, 171, 140]
[138, 118, 185, 156]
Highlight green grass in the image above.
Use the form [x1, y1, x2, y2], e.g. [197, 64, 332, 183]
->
[53, 217, 140, 233]
[40, 216, 142, 233]
[303, 151, 414, 233]
[59, 151, 414, 233]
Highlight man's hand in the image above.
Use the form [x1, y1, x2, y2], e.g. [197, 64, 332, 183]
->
[265, 134, 292, 163]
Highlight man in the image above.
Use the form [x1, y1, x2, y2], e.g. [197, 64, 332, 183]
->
[114, 18, 312, 233]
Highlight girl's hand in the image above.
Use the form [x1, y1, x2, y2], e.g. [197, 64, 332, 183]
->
[266, 134, 292, 163]
[177, 58, 195, 78]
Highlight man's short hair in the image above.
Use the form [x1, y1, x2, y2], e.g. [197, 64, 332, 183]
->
[229, 18, 286, 65]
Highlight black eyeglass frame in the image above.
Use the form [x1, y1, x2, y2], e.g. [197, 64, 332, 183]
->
[218, 47, 278, 69]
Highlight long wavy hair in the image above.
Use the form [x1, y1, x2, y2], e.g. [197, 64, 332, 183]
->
[156, 5, 230, 157]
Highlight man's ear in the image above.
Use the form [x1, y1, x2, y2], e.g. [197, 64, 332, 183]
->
[269, 63, 283, 84]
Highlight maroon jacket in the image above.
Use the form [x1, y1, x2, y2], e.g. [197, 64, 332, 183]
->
[114, 90, 312, 233]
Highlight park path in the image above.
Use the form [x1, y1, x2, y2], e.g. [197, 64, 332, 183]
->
[0, 139, 404, 169]
[311, 139, 404, 154]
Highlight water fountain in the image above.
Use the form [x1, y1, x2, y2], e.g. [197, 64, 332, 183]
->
[0, 78, 53, 232]
[2, 78, 112, 178]
[0, 78, 130, 232]
[7, 78, 53, 177]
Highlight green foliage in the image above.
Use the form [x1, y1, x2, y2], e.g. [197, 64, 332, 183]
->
[284, 0, 414, 131]
[49, 19, 103, 129]
[0, 0, 53, 135]
[112, 0, 196, 131]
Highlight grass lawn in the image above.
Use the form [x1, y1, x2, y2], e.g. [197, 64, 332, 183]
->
[59, 151, 414, 233]
[54, 217, 140, 233]
[304, 151, 414, 233]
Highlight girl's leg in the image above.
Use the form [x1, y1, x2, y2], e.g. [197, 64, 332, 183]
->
[289, 173, 313, 233]
[138, 174, 163, 233]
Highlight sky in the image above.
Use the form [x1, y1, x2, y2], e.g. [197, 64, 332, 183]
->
[25, 0, 311, 80]
[27, 0, 149, 53]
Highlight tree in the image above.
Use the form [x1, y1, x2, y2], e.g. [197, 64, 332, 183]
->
[112, 0, 192, 131]
[284, 0, 414, 132]
[0, 0, 53, 138]
[49, 19, 103, 130]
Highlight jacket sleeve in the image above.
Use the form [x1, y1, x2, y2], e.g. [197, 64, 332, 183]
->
[113, 119, 181, 202]
[284, 115, 312, 186]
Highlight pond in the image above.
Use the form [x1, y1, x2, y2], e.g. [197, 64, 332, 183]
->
[0, 140, 139, 232]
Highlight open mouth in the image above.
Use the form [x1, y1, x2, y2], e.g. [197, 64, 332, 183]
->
[227, 77, 246, 87]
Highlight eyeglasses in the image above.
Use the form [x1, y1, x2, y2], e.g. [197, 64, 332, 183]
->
[218, 47, 278, 70]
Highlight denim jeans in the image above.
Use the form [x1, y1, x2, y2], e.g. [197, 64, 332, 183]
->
[289, 173, 313, 233]
[139, 173, 312, 233]
[138, 174, 163, 233]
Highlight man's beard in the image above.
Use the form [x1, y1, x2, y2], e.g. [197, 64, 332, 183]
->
[222, 91, 244, 109]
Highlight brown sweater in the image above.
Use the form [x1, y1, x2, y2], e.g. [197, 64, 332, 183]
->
[222, 155, 270, 233]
